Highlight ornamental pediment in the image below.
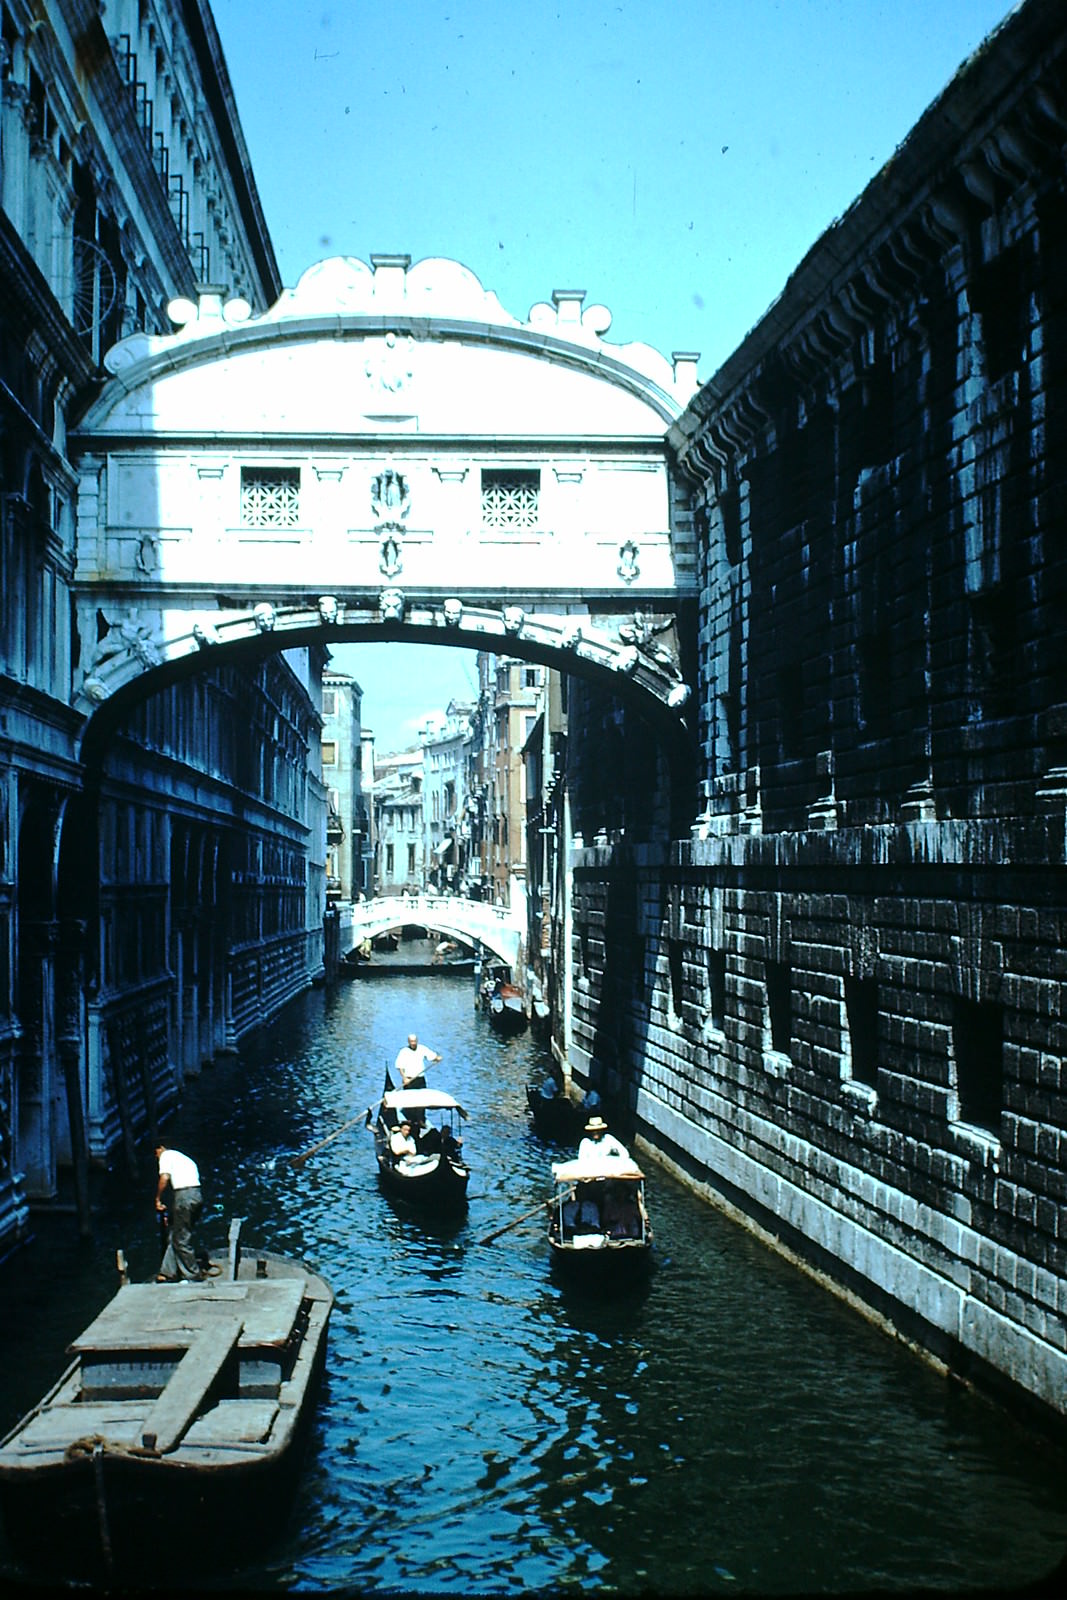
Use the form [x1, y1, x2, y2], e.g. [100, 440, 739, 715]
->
[87, 255, 697, 438]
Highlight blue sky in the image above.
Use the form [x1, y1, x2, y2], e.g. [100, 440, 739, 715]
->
[212, 0, 1016, 748]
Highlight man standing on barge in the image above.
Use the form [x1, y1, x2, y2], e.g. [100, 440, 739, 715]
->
[154, 1142, 206, 1281]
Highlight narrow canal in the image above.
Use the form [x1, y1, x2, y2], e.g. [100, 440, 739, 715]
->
[2, 963, 1066, 1594]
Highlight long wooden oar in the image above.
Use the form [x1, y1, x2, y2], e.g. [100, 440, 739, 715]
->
[477, 1189, 574, 1247]
[288, 1114, 365, 1168]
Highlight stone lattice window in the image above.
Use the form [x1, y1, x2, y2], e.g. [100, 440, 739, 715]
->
[241, 467, 300, 527]
[481, 469, 539, 529]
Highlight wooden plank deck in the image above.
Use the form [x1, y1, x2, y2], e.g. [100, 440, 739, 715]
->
[139, 1318, 243, 1452]
[182, 1399, 279, 1448]
[71, 1279, 306, 1354]
[4, 1403, 149, 1453]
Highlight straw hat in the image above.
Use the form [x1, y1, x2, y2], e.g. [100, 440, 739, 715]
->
[584, 1116, 608, 1134]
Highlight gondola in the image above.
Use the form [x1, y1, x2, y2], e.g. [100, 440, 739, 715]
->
[526, 1080, 580, 1140]
[488, 981, 527, 1033]
[547, 1154, 653, 1280]
[476, 962, 527, 1034]
[526, 1081, 602, 1143]
[0, 1221, 333, 1585]
[371, 1071, 470, 1209]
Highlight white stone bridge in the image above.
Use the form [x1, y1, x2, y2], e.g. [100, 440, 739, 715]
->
[69, 253, 700, 754]
[349, 894, 524, 970]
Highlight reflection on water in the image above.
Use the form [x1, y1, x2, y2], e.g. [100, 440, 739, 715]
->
[2, 967, 1066, 1594]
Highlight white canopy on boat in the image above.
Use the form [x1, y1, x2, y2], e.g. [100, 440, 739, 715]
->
[552, 1156, 644, 1183]
[383, 1088, 467, 1118]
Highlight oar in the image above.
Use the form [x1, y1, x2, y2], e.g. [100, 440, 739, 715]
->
[287, 1114, 365, 1168]
[477, 1189, 574, 1246]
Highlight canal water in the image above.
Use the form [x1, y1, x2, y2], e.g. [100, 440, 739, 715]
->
[2, 962, 1066, 1594]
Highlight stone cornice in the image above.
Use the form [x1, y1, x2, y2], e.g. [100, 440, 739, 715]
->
[177, 0, 281, 306]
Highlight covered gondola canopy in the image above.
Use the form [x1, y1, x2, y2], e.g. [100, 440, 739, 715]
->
[551, 1156, 644, 1183]
[382, 1087, 468, 1119]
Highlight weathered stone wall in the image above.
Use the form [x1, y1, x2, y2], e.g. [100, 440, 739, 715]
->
[562, 0, 1067, 1425]
[567, 836, 1066, 1421]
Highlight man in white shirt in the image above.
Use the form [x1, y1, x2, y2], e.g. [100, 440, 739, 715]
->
[389, 1120, 418, 1162]
[154, 1143, 205, 1281]
[577, 1116, 630, 1163]
[394, 1033, 442, 1089]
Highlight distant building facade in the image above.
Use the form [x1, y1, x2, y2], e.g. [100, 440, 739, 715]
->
[421, 702, 474, 892]
[322, 669, 367, 903]
[469, 654, 543, 906]
[373, 750, 425, 896]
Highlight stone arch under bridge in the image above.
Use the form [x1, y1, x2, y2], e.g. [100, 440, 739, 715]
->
[69, 254, 700, 751]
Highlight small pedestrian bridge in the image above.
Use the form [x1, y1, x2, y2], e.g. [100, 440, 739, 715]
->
[348, 894, 524, 969]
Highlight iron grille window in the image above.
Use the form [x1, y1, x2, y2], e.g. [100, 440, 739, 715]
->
[481, 469, 539, 529]
[241, 467, 300, 527]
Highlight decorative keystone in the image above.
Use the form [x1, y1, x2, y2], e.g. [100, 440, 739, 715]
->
[379, 587, 405, 622]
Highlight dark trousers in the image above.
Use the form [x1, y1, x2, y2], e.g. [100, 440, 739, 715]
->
[160, 1185, 203, 1280]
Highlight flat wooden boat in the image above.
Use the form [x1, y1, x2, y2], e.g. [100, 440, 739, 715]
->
[372, 1073, 470, 1210]
[548, 1155, 653, 1280]
[0, 1225, 333, 1583]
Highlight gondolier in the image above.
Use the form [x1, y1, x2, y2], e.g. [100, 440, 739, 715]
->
[577, 1116, 630, 1163]
[154, 1142, 205, 1281]
[394, 1032, 442, 1089]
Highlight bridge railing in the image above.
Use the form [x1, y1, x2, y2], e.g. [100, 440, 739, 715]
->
[347, 894, 524, 968]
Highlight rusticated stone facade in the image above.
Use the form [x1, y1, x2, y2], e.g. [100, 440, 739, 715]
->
[560, 0, 1067, 1425]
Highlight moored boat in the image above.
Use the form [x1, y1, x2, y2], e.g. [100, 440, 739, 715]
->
[477, 962, 527, 1033]
[0, 1224, 333, 1584]
[488, 981, 527, 1033]
[547, 1155, 653, 1279]
[526, 1080, 580, 1140]
[526, 1080, 602, 1143]
[371, 1072, 470, 1209]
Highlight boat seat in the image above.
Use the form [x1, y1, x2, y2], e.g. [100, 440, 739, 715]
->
[139, 1316, 244, 1452]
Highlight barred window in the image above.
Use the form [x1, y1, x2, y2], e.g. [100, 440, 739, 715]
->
[241, 466, 300, 527]
[481, 469, 539, 529]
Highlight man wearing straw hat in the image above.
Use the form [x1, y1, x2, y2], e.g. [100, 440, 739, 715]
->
[577, 1115, 630, 1163]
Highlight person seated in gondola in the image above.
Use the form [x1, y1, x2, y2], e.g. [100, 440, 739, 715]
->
[573, 1184, 602, 1232]
[389, 1120, 417, 1162]
[439, 1124, 463, 1162]
[602, 1182, 641, 1238]
[416, 1119, 442, 1155]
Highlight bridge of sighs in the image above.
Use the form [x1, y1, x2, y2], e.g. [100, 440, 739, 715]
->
[71, 253, 701, 745]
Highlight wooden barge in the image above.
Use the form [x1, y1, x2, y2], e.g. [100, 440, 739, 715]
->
[0, 1226, 333, 1583]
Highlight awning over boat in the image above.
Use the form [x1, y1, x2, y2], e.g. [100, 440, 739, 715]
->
[552, 1156, 644, 1183]
[383, 1087, 468, 1118]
